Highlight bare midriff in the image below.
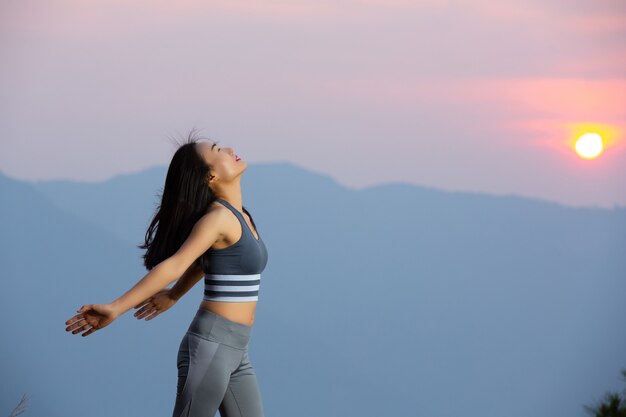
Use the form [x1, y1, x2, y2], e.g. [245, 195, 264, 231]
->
[199, 300, 257, 327]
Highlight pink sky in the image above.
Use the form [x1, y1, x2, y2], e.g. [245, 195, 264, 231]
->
[1, 0, 625, 207]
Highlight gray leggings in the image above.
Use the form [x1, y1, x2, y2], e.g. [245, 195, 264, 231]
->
[172, 308, 264, 417]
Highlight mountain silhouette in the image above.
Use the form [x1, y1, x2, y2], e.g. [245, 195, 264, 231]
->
[1, 165, 624, 417]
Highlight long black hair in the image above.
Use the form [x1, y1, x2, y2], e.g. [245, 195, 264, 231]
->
[137, 128, 257, 273]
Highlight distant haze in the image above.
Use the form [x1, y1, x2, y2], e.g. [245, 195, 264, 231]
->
[1, 165, 625, 416]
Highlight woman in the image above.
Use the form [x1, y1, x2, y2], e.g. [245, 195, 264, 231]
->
[64, 130, 269, 417]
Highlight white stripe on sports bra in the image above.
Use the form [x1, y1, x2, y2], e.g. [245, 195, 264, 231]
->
[203, 273, 261, 302]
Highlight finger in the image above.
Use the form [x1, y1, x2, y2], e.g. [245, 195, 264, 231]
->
[145, 310, 160, 321]
[66, 313, 87, 326]
[66, 318, 87, 332]
[134, 305, 151, 319]
[77, 304, 91, 313]
[133, 298, 151, 310]
[136, 306, 155, 320]
[134, 304, 151, 317]
[72, 322, 91, 335]
[65, 315, 79, 326]
[82, 327, 96, 337]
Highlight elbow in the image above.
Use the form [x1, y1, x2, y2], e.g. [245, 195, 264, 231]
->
[159, 257, 187, 286]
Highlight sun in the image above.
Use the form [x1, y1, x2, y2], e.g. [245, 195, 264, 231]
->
[575, 133, 603, 159]
[566, 122, 621, 160]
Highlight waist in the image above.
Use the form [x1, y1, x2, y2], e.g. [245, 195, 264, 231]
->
[187, 307, 252, 350]
[199, 300, 256, 326]
[204, 273, 261, 302]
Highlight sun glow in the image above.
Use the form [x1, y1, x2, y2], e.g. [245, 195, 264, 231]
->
[567, 122, 620, 160]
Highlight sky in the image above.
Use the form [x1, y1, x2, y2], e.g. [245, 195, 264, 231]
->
[1, 0, 625, 208]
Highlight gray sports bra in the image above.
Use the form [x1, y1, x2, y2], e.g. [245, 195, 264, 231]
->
[203, 198, 268, 302]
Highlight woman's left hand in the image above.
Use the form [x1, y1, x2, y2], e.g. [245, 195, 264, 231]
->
[133, 289, 177, 321]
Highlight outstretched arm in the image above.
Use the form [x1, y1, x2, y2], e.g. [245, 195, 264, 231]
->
[64, 259, 182, 337]
[65, 207, 226, 337]
[109, 211, 225, 318]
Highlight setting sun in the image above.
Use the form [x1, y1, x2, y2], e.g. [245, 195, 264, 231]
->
[567, 122, 621, 160]
[575, 133, 604, 159]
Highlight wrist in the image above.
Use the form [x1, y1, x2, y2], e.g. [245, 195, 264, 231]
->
[168, 288, 182, 301]
[109, 300, 126, 318]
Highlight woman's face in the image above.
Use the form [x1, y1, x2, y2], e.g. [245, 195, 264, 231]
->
[196, 141, 246, 186]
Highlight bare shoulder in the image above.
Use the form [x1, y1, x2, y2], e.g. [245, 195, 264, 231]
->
[168, 203, 232, 275]
[202, 200, 241, 235]
[200, 201, 232, 230]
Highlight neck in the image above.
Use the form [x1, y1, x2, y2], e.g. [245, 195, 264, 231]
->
[213, 181, 244, 212]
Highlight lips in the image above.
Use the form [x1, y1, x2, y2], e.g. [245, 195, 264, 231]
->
[235, 155, 241, 161]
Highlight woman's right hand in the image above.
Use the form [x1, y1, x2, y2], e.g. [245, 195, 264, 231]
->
[65, 303, 119, 337]
[133, 289, 178, 321]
